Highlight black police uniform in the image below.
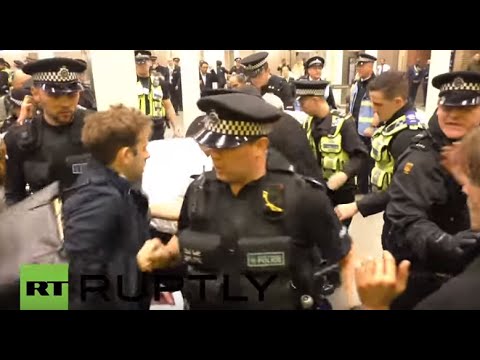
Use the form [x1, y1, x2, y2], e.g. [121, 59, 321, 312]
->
[385, 71, 480, 310]
[178, 93, 351, 310]
[200, 87, 323, 182]
[3, 58, 91, 206]
[230, 58, 244, 75]
[298, 56, 337, 110]
[240, 52, 296, 111]
[295, 80, 368, 228]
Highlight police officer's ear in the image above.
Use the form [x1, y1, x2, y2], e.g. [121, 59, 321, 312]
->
[253, 136, 270, 155]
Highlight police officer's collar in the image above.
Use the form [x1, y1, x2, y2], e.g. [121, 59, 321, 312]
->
[384, 103, 413, 126]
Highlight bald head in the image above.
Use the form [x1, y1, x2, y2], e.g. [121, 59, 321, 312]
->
[11, 70, 32, 90]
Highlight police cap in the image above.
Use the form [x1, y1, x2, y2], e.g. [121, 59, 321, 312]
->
[173, 57, 180, 62]
[234, 57, 242, 62]
[193, 92, 282, 149]
[356, 53, 377, 66]
[240, 52, 269, 78]
[200, 85, 261, 98]
[305, 56, 325, 68]
[23, 57, 86, 95]
[135, 50, 152, 64]
[293, 79, 329, 98]
[432, 71, 480, 107]
[8, 88, 31, 107]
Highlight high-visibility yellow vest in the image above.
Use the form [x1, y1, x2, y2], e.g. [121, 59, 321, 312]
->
[370, 112, 423, 191]
[303, 110, 351, 180]
[137, 76, 166, 118]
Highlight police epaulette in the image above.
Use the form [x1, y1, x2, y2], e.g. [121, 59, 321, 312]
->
[302, 176, 326, 191]
[331, 109, 348, 118]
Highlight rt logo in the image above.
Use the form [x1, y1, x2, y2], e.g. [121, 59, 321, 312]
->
[20, 264, 69, 310]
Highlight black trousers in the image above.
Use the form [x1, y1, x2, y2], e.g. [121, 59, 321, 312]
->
[358, 136, 374, 195]
[151, 119, 167, 141]
[409, 81, 421, 104]
[328, 185, 355, 229]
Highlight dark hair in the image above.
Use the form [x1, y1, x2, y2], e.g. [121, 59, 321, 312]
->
[82, 104, 152, 165]
[367, 71, 408, 100]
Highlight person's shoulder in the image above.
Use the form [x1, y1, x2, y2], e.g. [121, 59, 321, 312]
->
[396, 132, 440, 173]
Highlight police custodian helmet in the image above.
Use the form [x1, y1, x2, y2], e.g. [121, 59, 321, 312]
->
[192, 92, 283, 149]
[23, 57, 86, 95]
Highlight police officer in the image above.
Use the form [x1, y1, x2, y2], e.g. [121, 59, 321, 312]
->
[178, 92, 353, 310]
[298, 56, 337, 109]
[0, 88, 31, 134]
[240, 52, 295, 111]
[295, 80, 368, 228]
[350, 53, 377, 194]
[384, 71, 480, 310]
[135, 50, 181, 140]
[335, 72, 424, 227]
[3, 57, 92, 205]
[229, 57, 244, 75]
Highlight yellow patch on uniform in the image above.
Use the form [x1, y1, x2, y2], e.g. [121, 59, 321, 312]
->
[262, 191, 284, 213]
[403, 162, 414, 174]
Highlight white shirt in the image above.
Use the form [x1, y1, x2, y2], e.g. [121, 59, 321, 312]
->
[377, 63, 391, 74]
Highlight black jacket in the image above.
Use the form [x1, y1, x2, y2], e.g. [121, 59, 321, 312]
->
[4, 110, 90, 205]
[63, 160, 152, 310]
[385, 113, 471, 272]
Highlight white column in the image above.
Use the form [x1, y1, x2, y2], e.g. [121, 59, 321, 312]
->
[233, 50, 241, 59]
[179, 50, 203, 132]
[37, 51, 55, 59]
[88, 50, 138, 111]
[325, 50, 344, 105]
[425, 50, 452, 118]
[365, 50, 378, 73]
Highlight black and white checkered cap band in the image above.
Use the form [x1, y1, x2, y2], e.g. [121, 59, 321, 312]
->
[32, 69, 80, 83]
[9, 97, 23, 106]
[308, 59, 323, 67]
[296, 88, 325, 96]
[244, 58, 268, 72]
[358, 56, 375, 63]
[440, 82, 480, 92]
[206, 117, 270, 136]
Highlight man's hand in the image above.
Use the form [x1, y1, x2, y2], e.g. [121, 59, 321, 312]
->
[327, 172, 348, 191]
[334, 202, 359, 221]
[363, 126, 375, 138]
[355, 251, 410, 310]
[17, 95, 35, 125]
[137, 238, 163, 272]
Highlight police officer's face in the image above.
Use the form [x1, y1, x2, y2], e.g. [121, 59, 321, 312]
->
[249, 69, 269, 88]
[307, 65, 322, 80]
[356, 62, 373, 79]
[437, 105, 480, 140]
[209, 138, 268, 184]
[369, 90, 405, 122]
[299, 96, 320, 116]
[136, 61, 151, 76]
[34, 89, 80, 125]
